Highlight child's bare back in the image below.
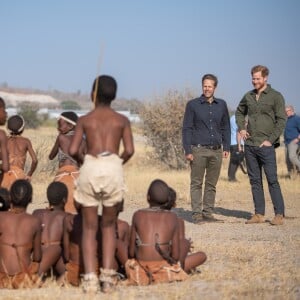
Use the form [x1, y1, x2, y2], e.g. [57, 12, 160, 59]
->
[0, 180, 41, 279]
[7, 135, 36, 171]
[72, 106, 133, 160]
[32, 182, 68, 277]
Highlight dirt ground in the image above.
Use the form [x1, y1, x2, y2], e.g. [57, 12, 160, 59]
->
[1, 131, 299, 299]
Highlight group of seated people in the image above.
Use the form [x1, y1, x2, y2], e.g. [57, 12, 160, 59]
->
[0, 178, 206, 289]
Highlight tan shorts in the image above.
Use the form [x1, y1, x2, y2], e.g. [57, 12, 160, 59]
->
[74, 154, 125, 207]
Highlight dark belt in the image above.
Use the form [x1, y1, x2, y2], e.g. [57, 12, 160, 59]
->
[194, 144, 222, 150]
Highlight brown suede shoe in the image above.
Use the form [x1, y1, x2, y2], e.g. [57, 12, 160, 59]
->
[192, 213, 203, 223]
[245, 214, 265, 224]
[270, 214, 284, 225]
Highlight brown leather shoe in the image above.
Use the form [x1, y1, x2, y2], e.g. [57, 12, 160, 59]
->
[245, 214, 265, 224]
[270, 214, 284, 225]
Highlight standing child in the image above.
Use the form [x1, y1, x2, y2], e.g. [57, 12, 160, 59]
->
[62, 205, 100, 287]
[49, 111, 85, 214]
[0, 97, 9, 185]
[0, 179, 41, 289]
[1, 115, 38, 190]
[32, 181, 68, 279]
[69, 75, 134, 293]
[125, 179, 188, 286]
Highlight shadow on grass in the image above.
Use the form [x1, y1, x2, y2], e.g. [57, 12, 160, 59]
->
[173, 207, 252, 223]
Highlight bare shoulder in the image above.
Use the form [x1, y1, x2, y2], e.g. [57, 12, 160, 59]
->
[115, 111, 130, 125]
[0, 129, 6, 140]
[25, 212, 42, 227]
[32, 208, 45, 217]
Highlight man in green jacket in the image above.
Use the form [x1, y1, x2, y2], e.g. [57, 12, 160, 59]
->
[236, 65, 286, 225]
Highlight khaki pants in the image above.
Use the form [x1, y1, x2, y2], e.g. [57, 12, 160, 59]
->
[190, 146, 222, 216]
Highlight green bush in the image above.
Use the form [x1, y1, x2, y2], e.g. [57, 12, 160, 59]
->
[61, 100, 81, 110]
[18, 102, 42, 129]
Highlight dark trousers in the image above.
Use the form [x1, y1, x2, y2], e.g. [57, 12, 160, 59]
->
[245, 145, 285, 215]
[190, 146, 222, 216]
[228, 145, 245, 180]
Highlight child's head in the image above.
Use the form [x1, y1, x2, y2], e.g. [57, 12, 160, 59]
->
[47, 182, 68, 208]
[58, 111, 78, 134]
[147, 179, 170, 208]
[164, 187, 177, 210]
[91, 75, 117, 104]
[0, 97, 7, 126]
[7, 115, 25, 135]
[0, 187, 10, 211]
[10, 179, 33, 208]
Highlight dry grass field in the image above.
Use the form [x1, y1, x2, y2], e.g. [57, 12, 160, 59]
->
[1, 127, 299, 300]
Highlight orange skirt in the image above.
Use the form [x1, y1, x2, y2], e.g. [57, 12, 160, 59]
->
[0, 262, 40, 289]
[125, 259, 188, 286]
[1, 166, 26, 190]
[54, 165, 79, 214]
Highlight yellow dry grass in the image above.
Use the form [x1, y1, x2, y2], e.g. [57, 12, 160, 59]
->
[2, 126, 300, 300]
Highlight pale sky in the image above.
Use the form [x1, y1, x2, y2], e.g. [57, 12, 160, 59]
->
[1, 0, 299, 111]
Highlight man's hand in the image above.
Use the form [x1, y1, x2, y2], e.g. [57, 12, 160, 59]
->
[223, 151, 229, 158]
[260, 140, 272, 147]
[240, 130, 250, 141]
[185, 154, 193, 161]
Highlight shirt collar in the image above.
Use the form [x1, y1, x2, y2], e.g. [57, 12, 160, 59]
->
[250, 84, 272, 95]
[199, 95, 218, 104]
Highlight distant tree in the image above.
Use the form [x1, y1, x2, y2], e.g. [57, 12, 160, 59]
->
[18, 102, 42, 129]
[61, 100, 81, 110]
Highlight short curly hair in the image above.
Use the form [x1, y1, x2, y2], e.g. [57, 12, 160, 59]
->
[10, 180, 33, 207]
[7, 115, 25, 135]
[47, 182, 68, 206]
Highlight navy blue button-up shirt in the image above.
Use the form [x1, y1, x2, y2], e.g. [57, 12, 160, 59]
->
[182, 95, 231, 154]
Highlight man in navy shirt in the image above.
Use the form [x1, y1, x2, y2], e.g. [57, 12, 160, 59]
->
[182, 74, 230, 223]
[284, 105, 300, 178]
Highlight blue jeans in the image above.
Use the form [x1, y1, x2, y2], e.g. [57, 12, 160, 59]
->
[245, 145, 285, 215]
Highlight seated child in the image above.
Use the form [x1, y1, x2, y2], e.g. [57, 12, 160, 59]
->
[0, 179, 41, 289]
[0, 97, 9, 185]
[2, 115, 38, 190]
[49, 111, 85, 214]
[125, 179, 188, 286]
[0, 187, 10, 211]
[32, 181, 68, 279]
[166, 187, 206, 273]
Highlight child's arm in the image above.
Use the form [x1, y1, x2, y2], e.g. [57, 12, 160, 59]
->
[0, 131, 9, 172]
[26, 139, 38, 178]
[62, 216, 71, 262]
[49, 136, 60, 160]
[120, 119, 134, 164]
[171, 220, 180, 262]
[32, 219, 42, 263]
[128, 215, 137, 258]
[69, 118, 84, 157]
